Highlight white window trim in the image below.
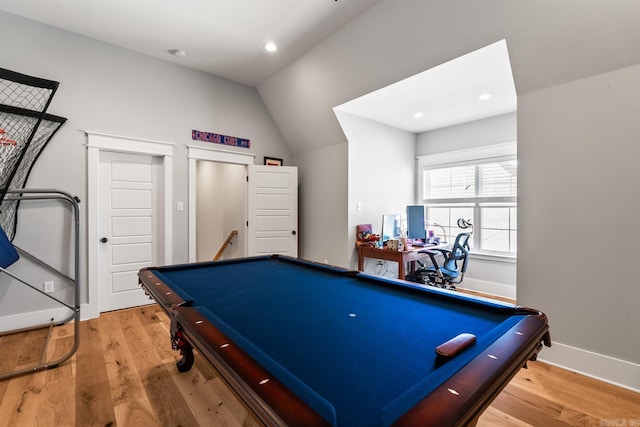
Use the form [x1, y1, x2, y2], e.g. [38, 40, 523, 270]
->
[416, 142, 517, 259]
[417, 141, 517, 167]
[471, 251, 516, 263]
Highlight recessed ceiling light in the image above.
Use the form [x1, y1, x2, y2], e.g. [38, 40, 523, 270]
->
[478, 93, 492, 101]
[413, 112, 424, 118]
[167, 49, 187, 59]
[264, 42, 278, 52]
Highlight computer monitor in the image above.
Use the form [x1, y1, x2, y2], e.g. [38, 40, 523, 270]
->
[381, 214, 401, 242]
[406, 205, 426, 241]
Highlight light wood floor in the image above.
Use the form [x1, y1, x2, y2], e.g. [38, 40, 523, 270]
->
[1, 304, 639, 427]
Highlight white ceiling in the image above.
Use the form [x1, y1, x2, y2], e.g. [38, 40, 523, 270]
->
[335, 40, 516, 133]
[0, 0, 380, 87]
[0, 0, 516, 133]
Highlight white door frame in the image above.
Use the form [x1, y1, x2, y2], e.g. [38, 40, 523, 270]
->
[86, 131, 174, 320]
[187, 145, 254, 263]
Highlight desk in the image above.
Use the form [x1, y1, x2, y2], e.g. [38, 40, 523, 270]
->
[139, 255, 550, 427]
[357, 243, 446, 280]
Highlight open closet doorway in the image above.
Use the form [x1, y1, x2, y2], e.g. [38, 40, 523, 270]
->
[187, 146, 299, 262]
[195, 160, 247, 261]
[187, 146, 255, 263]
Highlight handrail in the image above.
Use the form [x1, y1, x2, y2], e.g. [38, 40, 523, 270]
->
[213, 230, 238, 261]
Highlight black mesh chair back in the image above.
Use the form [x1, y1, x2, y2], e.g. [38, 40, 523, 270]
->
[442, 233, 471, 278]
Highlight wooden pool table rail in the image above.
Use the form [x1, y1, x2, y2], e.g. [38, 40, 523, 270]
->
[138, 259, 550, 427]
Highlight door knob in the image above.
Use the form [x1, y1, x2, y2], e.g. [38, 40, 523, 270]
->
[292, 231, 296, 235]
[100, 237, 108, 243]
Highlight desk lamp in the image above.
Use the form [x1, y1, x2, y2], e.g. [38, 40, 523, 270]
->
[426, 221, 447, 242]
[457, 218, 473, 234]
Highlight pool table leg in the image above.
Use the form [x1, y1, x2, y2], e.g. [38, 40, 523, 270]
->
[176, 341, 195, 372]
[170, 317, 195, 372]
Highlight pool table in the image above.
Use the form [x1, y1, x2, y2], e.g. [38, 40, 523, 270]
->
[139, 255, 550, 427]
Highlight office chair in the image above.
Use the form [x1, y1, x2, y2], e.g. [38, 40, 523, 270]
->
[413, 232, 471, 290]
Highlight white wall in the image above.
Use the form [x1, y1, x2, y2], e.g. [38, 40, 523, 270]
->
[0, 200, 77, 331]
[417, 112, 517, 156]
[518, 64, 640, 388]
[0, 12, 291, 324]
[294, 143, 348, 266]
[339, 112, 416, 272]
[417, 112, 518, 298]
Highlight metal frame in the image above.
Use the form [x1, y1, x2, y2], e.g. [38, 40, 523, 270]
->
[0, 188, 80, 380]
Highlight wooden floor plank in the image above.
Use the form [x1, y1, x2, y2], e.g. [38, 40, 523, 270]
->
[206, 376, 263, 427]
[509, 362, 640, 422]
[134, 306, 180, 364]
[44, 334, 75, 382]
[0, 331, 28, 401]
[119, 307, 201, 427]
[38, 332, 76, 426]
[482, 384, 568, 427]
[478, 405, 534, 427]
[15, 327, 49, 368]
[0, 369, 46, 427]
[34, 369, 75, 427]
[100, 309, 160, 426]
[74, 318, 117, 426]
[171, 360, 247, 427]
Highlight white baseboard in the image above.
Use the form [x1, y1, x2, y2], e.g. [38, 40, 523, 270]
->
[0, 306, 74, 333]
[538, 341, 640, 393]
[80, 302, 99, 321]
[0, 302, 100, 333]
[460, 280, 639, 393]
[459, 277, 517, 300]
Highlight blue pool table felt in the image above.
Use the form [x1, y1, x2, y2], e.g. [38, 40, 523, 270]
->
[152, 258, 524, 426]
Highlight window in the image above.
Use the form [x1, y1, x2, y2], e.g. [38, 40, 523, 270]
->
[418, 143, 517, 256]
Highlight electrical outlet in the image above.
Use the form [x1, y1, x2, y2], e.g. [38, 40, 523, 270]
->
[44, 281, 54, 293]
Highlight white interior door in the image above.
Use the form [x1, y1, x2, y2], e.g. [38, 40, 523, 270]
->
[247, 165, 298, 257]
[99, 151, 161, 312]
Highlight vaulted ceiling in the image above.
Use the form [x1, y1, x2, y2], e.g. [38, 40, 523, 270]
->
[0, 0, 381, 87]
[2, 0, 639, 154]
[256, 0, 640, 153]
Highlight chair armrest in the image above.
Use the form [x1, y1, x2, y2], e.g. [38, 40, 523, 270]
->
[418, 249, 441, 269]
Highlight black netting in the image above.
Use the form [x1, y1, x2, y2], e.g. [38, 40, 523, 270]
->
[0, 79, 54, 112]
[0, 68, 65, 240]
[0, 113, 67, 239]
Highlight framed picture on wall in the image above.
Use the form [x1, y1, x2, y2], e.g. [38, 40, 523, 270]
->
[264, 156, 283, 166]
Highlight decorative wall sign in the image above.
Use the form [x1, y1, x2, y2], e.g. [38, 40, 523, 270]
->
[192, 129, 250, 148]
